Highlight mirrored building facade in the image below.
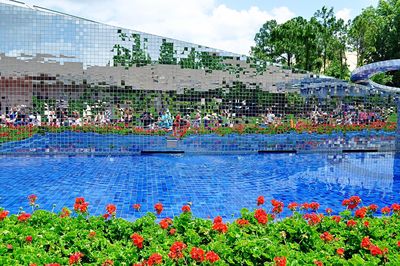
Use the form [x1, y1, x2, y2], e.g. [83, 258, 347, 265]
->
[0, 0, 398, 154]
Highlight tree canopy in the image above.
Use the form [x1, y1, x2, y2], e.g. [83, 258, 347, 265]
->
[251, 0, 400, 84]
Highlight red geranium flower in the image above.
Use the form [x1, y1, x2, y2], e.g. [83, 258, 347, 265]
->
[190, 247, 205, 262]
[320, 232, 334, 242]
[391, 203, 400, 214]
[0, 210, 9, 221]
[347, 219, 357, 227]
[337, 248, 345, 256]
[254, 209, 268, 224]
[169, 228, 176, 235]
[236, 218, 250, 226]
[159, 218, 172, 229]
[212, 221, 228, 233]
[368, 204, 378, 212]
[148, 253, 162, 266]
[370, 245, 383, 256]
[381, 206, 391, 214]
[26, 235, 33, 243]
[364, 221, 369, 227]
[154, 203, 163, 215]
[18, 213, 31, 222]
[397, 241, 400, 248]
[69, 252, 84, 265]
[331, 215, 341, 223]
[301, 202, 310, 210]
[314, 260, 323, 266]
[304, 213, 323, 225]
[181, 205, 191, 212]
[88, 231, 96, 238]
[168, 241, 187, 260]
[288, 202, 299, 211]
[60, 207, 71, 218]
[361, 236, 372, 249]
[106, 204, 116, 216]
[131, 233, 144, 249]
[274, 256, 287, 266]
[271, 199, 284, 214]
[325, 208, 332, 214]
[355, 207, 368, 219]
[205, 251, 220, 263]
[74, 197, 89, 214]
[309, 202, 320, 211]
[133, 204, 141, 211]
[342, 196, 361, 210]
[213, 216, 223, 224]
[103, 213, 110, 219]
[257, 196, 265, 206]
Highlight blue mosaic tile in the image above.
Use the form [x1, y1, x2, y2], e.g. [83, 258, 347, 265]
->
[0, 152, 399, 221]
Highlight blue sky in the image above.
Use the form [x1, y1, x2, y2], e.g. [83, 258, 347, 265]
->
[13, 0, 380, 55]
[216, 0, 378, 19]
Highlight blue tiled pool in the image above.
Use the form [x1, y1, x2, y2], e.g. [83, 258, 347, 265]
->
[0, 152, 399, 220]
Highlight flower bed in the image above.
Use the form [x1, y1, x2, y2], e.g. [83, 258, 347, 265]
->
[1, 196, 400, 265]
[0, 121, 396, 144]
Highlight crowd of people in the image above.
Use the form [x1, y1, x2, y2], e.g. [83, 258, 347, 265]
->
[0, 103, 395, 132]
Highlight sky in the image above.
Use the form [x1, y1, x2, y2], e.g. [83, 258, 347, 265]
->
[17, 0, 380, 56]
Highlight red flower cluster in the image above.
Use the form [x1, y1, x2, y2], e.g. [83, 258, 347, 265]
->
[17, 213, 31, 222]
[254, 209, 268, 224]
[133, 204, 141, 211]
[205, 251, 220, 263]
[381, 206, 391, 214]
[26, 235, 33, 243]
[257, 196, 265, 206]
[314, 260, 324, 266]
[168, 241, 187, 260]
[342, 196, 361, 210]
[274, 256, 287, 266]
[288, 202, 299, 211]
[346, 219, 357, 227]
[236, 218, 250, 227]
[368, 204, 378, 212]
[60, 207, 71, 218]
[147, 253, 163, 266]
[360, 236, 387, 256]
[131, 233, 144, 249]
[337, 248, 345, 256]
[320, 232, 334, 242]
[28, 194, 37, 206]
[331, 215, 341, 223]
[159, 218, 173, 229]
[355, 207, 368, 219]
[325, 208, 333, 214]
[391, 203, 400, 214]
[309, 202, 320, 211]
[106, 204, 116, 216]
[303, 213, 323, 225]
[271, 199, 284, 214]
[154, 203, 163, 215]
[181, 205, 191, 212]
[190, 247, 205, 262]
[74, 197, 89, 214]
[69, 252, 84, 265]
[0, 210, 9, 221]
[212, 216, 228, 233]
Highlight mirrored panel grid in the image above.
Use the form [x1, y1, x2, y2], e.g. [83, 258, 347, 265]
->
[0, 0, 398, 154]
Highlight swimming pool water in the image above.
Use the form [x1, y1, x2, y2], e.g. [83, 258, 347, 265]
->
[0, 152, 399, 220]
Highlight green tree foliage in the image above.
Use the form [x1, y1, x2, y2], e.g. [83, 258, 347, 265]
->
[251, 6, 352, 80]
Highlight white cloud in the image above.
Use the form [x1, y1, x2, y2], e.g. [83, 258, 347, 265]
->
[23, 0, 295, 55]
[336, 8, 352, 22]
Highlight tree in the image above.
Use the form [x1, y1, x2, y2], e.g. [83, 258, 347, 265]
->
[251, 20, 278, 61]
